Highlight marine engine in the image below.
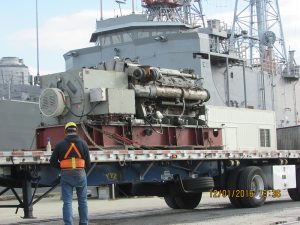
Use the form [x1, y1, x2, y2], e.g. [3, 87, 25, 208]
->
[39, 59, 210, 126]
[38, 59, 220, 149]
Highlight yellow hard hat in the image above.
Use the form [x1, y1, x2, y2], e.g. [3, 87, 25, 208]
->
[65, 122, 77, 130]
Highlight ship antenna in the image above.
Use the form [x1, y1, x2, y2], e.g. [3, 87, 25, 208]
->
[115, 0, 126, 16]
[100, 0, 103, 20]
[35, 0, 40, 85]
[132, 0, 135, 14]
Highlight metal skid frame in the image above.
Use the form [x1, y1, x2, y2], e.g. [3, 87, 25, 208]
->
[36, 124, 223, 149]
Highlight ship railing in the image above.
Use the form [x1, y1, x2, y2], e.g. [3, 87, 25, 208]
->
[251, 57, 283, 75]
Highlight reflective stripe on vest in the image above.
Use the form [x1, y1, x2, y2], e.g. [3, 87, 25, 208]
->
[60, 142, 85, 169]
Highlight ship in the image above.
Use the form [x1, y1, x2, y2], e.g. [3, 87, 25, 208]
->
[63, 0, 300, 129]
[0, 0, 298, 151]
[0, 57, 40, 102]
[0, 57, 41, 151]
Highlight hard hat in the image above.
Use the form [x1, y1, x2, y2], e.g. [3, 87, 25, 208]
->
[65, 122, 77, 130]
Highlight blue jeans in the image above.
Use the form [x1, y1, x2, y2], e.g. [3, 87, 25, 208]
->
[61, 170, 88, 225]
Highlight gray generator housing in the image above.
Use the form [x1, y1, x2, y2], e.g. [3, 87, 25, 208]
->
[39, 68, 136, 124]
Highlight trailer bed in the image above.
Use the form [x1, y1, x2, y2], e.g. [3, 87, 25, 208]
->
[1, 149, 300, 165]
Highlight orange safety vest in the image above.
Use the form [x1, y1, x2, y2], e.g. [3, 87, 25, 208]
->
[60, 142, 85, 169]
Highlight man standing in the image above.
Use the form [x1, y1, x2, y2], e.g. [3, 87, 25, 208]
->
[50, 122, 91, 225]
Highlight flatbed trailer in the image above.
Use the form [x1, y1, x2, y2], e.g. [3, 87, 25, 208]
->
[0, 147, 299, 218]
[2, 61, 300, 219]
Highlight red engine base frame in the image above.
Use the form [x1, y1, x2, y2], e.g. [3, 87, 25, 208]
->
[36, 124, 222, 149]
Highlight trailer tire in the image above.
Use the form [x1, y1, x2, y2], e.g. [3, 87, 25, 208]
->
[164, 195, 180, 209]
[238, 166, 266, 208]
[174, 193, 202, 209]
[227, 168, 243, 208]
[288, 168, 300, 201]
[182, 177, 214, 191]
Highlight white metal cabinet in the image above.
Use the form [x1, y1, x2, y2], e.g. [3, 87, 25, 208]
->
[262, 165, 296, 189]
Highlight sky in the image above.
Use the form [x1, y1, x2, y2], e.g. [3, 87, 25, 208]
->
[0, 0, 299, 75]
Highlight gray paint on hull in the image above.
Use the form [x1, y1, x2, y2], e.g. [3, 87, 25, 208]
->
[0, 100, 42, 151]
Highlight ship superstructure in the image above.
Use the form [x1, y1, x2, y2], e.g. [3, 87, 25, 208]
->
[63, 0, 299, 127]
[0, 57, 41, 150]
[0, 57, 40, 101]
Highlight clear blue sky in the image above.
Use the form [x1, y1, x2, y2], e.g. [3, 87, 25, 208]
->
[0, 1, 122, 74]
[0, 1, 123, 32]
[0, 0, 299, 75]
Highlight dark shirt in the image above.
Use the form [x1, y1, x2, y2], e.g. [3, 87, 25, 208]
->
[50, 135, 91, 170]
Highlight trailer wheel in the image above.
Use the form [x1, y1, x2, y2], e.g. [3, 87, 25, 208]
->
[227, 168, 243, 208]
[182, 177, 214, 191]
[174, 193, 202, 209]
[164, 195, 180, 209]
[238, 166, 266, 208]
[288, 168, 300, 201]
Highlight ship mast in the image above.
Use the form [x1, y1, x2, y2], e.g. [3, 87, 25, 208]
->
[229, 0, 298, 78]
[116, 0, 126, 16]
[141, 0, 205, 27]
[35, 0, 40, 85]
[229, 0, 299, 117]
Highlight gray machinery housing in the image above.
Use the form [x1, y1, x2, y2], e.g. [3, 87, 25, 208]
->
[39, 59, 209, 126]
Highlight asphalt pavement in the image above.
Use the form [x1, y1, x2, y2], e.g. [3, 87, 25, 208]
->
[0, 190, 299, 225]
